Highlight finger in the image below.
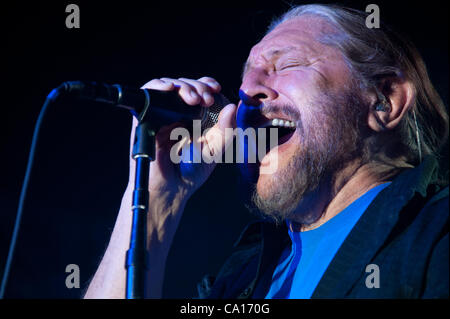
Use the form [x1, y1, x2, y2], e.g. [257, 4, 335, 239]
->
[155, 122, 186, 148]
[178, 78, 215, 107]
[202, 103, 237, 162]
[197, 77, 221, 92]
[141, 78, 175, 91]
[160, 78, 202, 106]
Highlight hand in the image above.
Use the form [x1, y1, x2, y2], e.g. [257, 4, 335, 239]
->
[85, 77, 236, 299]
[128, 76, 237, 210]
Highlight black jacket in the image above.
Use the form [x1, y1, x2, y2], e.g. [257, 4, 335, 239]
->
[198, 156, 449, 298]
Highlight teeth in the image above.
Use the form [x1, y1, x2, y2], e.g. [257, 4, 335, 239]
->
[271, 118, 296, 128]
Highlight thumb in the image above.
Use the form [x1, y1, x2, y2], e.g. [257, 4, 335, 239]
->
[217, 103, 237, 131]
[201, 103, 237, 163]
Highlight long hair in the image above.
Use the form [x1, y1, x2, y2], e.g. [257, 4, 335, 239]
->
[268, 4, 449, 167]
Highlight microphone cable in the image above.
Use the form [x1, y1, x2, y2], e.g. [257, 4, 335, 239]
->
[0, 86, 65, 298]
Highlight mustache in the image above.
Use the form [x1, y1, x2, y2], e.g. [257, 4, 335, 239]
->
[260, 103, 302, 123]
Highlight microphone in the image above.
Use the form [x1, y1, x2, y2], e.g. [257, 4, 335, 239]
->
[58, 81, 230, 130]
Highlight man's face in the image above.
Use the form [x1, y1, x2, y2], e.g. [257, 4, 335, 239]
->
[239, 16, 368, 222]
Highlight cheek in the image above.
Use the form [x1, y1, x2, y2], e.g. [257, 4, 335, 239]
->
[273, 73, 322, 131]
[318, 59, 353, 93]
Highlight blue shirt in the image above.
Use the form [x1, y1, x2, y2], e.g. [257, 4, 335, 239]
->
[265, 182, 391, 299]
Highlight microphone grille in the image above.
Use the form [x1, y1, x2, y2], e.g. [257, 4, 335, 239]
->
[202, 93, 231, 130]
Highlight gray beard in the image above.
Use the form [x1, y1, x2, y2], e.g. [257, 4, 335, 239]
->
[251, 88, 367, 224]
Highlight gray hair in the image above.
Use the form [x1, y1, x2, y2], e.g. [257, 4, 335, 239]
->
[268, 4, 449, 167]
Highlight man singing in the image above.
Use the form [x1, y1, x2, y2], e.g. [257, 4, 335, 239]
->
[84, 4, 449, 298]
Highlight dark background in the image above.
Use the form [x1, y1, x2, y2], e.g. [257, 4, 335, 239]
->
[0, 0, 448, 298]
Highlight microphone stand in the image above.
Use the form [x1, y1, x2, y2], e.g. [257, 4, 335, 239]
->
[125, 116, 156, 299]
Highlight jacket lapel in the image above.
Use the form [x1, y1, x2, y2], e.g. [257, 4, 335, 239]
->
[311, 156, 438, 298]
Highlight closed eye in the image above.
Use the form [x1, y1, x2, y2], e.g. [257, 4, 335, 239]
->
[276, 58, 320, 72]
[277, 64, 299, 71]
[276, 59, 312, 72]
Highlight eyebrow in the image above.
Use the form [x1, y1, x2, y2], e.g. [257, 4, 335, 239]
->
[241, 46, 298, 79]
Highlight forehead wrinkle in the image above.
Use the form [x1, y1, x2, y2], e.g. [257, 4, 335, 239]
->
[241, 41, 320, 79]
[264, 45, 297, 60]
[241, 16, 340, 80]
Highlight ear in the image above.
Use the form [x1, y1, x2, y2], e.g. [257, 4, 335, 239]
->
[367, 77, 416, 132]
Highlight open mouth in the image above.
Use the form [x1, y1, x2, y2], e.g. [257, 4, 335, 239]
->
[260, 118, 296, 151]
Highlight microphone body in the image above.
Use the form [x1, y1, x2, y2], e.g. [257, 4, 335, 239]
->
[60, 81, 229, 131]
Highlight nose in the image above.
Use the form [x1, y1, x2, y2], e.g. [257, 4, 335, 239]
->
[239, 68, 278, 106]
